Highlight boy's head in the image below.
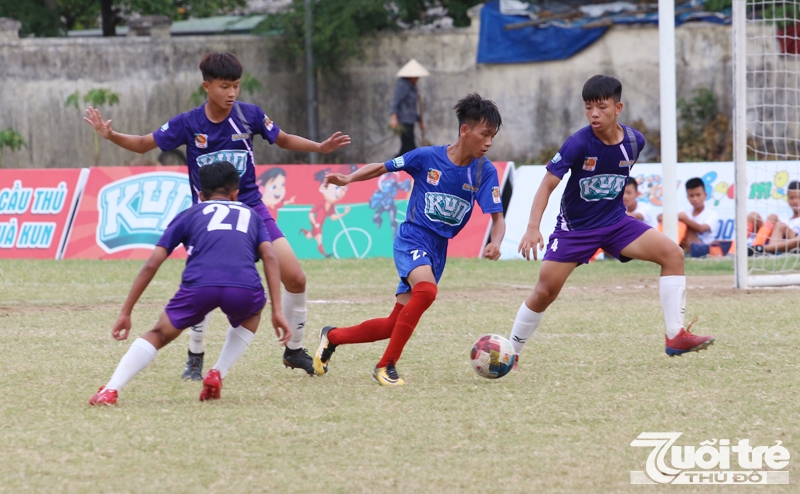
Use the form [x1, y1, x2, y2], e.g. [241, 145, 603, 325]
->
[623, 177, 639, 212]
[199, 161, 240, 201]
[200, 52, 243, 82]
[582, 75, 623, 131]
[453, 93, 502, 159]
[788, 180, 800, 212]
[685, 177, 707, 209]
[199, 52, 243, 110]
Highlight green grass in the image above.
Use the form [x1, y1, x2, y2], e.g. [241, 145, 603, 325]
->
[0, 258, 797, 493]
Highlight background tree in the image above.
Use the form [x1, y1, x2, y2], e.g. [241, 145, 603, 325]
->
[66, 88, 120, 166]
[259, 0, 482, 75]
[0, 128, 26, 168]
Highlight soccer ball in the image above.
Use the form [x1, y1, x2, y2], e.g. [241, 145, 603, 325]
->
[470, 334, 516, 379]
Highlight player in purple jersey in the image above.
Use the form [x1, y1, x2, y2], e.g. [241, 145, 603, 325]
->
[507, 75, 714, 364]
[312, 94, 506, 386]
[89, 162, 290, 405]
[83, 52, 350, 378]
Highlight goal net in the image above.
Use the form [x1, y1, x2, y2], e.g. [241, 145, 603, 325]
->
[733, 0, 800, 287]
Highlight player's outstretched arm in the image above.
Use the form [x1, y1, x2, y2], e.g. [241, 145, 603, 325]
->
[83, 106, 158, 154]
[111, 247, 169, 341]
[274, 130, 351, 154]
[482, 212, 506, 260]
[324, 162, 387, 188]
[258, 242, 291, 345]
[519, 171, 561, 261]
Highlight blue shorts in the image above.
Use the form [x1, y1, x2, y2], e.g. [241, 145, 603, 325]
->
[393, 222, 448, 295]
[251, 201, 285, 242]
[543, 215, 652, 264]
[165, 285, 267, 329]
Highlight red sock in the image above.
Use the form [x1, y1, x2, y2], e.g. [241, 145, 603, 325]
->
[376, 282, 437, 368]
[328, 303, 403, 345]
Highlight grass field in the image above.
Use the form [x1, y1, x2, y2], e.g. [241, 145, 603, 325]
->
[1, 257, 797, 493]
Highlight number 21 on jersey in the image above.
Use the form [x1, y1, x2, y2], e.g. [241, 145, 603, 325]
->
[410, 249, 428, 261]
[203, 203, 251, 233]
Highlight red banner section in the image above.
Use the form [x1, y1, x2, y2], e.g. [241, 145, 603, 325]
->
[0, 168, 88, 259]
[58, 161, 512, 260]
[63, 166, 191, 260]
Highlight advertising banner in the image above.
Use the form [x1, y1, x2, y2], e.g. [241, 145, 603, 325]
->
[63, 161, 513, 260]
[63, 166, 192, 260]
[0, 168, 88, 259]
[500, 162, 795, 260]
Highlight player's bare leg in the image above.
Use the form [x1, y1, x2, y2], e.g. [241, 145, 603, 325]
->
[273, 237, 315, 375]
[90, 312, 183, 406]
[620, 228, 714, 356]
[508, 261, 577, 366]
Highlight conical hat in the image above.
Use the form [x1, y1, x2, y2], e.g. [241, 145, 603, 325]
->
[397, 59, 430, 78]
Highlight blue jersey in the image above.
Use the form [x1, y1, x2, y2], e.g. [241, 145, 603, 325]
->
[546, 124, 645, 231]
[152, 102, 281, 208]
[157, 200, 270, 291]
[384, 146, 503, 239]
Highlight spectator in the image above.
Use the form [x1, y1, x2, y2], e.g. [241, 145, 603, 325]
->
[659, 177, 718, 253]
[623, 177, 657, 227]
[390, 59, 429, 157]
[748, 180, 800, 255]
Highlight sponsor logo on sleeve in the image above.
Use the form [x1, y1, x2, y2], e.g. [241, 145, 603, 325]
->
[492, 186, 501, 203]
[619, 160, 635, 167]
[160, 122, 169, 132]
[194, 134, 208, 149]
[231, 133, 250, 142]
[263, 115, 274, 131]
[551, 152, 562, 163]
[582, 157, 597, 171]
[462, 183, 478, 192]
[393, 156, 405, 168]
[427, 168, 442, 186]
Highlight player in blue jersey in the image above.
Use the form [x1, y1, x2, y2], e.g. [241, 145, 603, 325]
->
[312, 94, 506, 386]
[507, 75, 714, 364]
[83, 52, 350, 378]
[89, 161, 290, 405]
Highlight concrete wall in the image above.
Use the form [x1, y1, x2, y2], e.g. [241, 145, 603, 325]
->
[0, 12, 737, 168]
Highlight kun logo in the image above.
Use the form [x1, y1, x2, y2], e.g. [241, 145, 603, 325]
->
[96, 172, 192, 254]
[579, 174, 626, 201]
[424, 192, 471, 226]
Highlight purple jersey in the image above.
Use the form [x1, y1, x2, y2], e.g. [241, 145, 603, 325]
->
[152, 102, 281, 208]
[547, 124, 645, 231]
[157, 200, 270, 291]
[384, 146, 503, 239]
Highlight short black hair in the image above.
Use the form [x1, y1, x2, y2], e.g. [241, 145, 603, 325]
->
[453, 94, 502, 133]
[200, 161, 240, 198]
[257, 167, 287, 186]
[199, 52, 243, 82]
[626, 177, 638, 189]
[582, 75, 622, 103]
[788, 180, 800, 191]
[685, 177, 705, 191]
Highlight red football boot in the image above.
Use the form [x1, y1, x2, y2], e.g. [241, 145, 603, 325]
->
[89, 386, 118, 406]
[199, 369, 222, 401]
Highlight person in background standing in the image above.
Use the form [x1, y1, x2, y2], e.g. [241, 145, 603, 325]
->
[390, 59, 429, 157]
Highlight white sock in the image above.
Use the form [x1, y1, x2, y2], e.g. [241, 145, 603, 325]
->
[508, 302, 544, 354]
[188, 313, 210, 354]
[105, 338, 157, 391]
[213, 326, 255, 379]
[282, 289, 307, 350]
[660, 275, 686, 339]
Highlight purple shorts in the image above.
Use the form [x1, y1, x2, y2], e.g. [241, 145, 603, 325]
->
[165, 285, 267, 329]
[251, 201, 285, 242]
[543, 215, 652, 264]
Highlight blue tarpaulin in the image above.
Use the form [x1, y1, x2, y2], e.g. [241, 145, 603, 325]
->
[477, 1, 731, 65]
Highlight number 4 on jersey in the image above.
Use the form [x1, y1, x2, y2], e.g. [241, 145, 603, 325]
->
[411, 249, 428, 261]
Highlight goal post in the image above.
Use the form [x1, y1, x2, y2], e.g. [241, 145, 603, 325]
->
[733, 0, 800, 288]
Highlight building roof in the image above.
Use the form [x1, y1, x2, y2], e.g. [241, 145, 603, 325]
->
[68, 15, 268, 37]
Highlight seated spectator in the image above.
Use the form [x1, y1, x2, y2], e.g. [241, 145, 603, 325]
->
[748, 180, 800, 255]
[623, 177, 657, 227]
[658, 177, 718, 252]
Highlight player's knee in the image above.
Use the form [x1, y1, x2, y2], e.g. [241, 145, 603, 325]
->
[662, 242, 685, 268]
[412, 281, 437, 308]
[532, 282, 559, 305]
[282, 270, 306, 292]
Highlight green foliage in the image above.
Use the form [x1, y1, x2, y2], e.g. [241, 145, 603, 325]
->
[2, 0, 247, 36]
[187, 71, 264, 107]
[65, 88, 120, 166]
[704, 0, 731, 11]
[677, 87, 732, 162]
[0, 127, 26, 167]
[259, 0, 481, 75]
